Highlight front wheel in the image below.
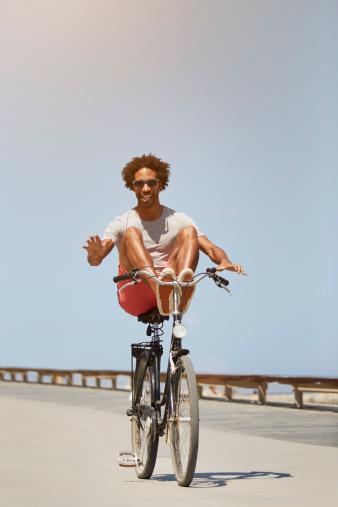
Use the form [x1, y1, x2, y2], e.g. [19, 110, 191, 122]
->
[169, 355, 199, 487]
[131, 354, 159, 479]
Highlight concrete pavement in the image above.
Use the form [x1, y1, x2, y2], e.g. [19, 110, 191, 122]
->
[1, 382, 338, 506]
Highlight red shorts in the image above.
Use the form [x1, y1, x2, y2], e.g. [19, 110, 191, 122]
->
[117, 264, 158, 317]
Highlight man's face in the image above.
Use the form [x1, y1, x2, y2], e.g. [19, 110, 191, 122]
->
[133, 167, 162, 209]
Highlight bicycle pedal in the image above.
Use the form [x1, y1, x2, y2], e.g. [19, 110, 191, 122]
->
[118, 451, 137, 467]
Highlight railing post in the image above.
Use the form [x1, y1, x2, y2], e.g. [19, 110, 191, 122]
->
[294, 387, 303, 408]
[225, 385, 232, 402]
[258, 382, 267, 404]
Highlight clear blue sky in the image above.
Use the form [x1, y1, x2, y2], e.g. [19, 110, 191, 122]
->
[1, 0, 337, 377]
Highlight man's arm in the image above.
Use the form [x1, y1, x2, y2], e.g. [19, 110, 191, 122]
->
[82, 235, 114, 266]
[198, 235, 247, 275]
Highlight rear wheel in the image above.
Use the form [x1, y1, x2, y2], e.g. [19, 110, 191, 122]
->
[131, 354, 159, 479]
[169, 355, 199, 487]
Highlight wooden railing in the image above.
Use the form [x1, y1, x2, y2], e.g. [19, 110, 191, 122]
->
[1, 367, 337, 409]
[194, 374, 338, 408]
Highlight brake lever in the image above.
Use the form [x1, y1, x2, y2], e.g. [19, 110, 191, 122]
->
[129, 267, 141, 283]
[215, 277, 232, 294]
[215, 275, 229, 287]
[206, 267, 232, 295]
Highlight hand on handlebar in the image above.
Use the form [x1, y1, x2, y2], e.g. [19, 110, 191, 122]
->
[216, 260, 247, 276]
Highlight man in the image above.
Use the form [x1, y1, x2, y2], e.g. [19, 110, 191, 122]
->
[83, 154, 247, 317]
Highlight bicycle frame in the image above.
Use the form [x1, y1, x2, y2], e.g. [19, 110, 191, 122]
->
[130, 321, 185, 434]
[128, 273, 220, 432]
[117, 267, 231, 481]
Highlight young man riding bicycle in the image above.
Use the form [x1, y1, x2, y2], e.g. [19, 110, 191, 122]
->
[83, 153, 247, 317]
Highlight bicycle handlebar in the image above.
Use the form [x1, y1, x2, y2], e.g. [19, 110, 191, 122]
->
[113, 267, 230, 293]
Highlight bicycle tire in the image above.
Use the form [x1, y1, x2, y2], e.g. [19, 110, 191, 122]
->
[169, 355, 199, 487]
[131, 354, 159, 479]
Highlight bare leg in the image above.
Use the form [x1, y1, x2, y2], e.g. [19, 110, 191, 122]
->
[168, 226, 199, 273]
[119, 227, 158, 293]
[168, 226, 199, 313]
[119, 226, 198, 314]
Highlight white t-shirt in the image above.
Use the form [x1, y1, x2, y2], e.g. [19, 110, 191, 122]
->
[102, 206, 204, 270]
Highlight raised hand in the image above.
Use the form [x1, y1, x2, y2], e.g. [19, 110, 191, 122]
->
[82, 235, 113, 266]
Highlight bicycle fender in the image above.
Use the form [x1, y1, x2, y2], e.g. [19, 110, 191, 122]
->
[132, 348, 150, 361]
[172, 349, 190, 363]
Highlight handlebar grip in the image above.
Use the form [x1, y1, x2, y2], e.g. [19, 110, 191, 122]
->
[216, 275, 229, 287]
[113, 271, 134, 283]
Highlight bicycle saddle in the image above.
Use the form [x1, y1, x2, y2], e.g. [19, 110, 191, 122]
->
[137, 308, 169, 324]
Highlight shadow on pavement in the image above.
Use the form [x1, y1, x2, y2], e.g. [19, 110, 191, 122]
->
[151, 470, 292, 488]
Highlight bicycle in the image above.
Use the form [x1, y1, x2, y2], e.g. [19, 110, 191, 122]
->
[115, 267, 231, 487]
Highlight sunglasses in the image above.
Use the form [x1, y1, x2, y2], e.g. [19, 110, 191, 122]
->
[133, 179, 159, 189]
